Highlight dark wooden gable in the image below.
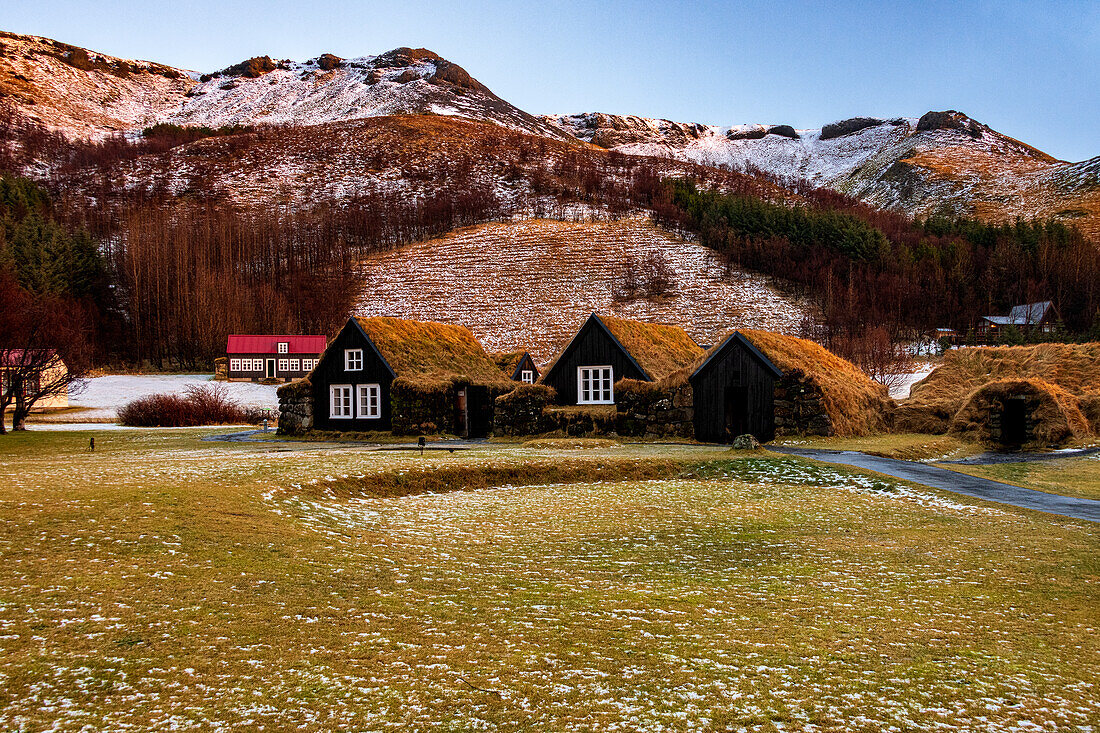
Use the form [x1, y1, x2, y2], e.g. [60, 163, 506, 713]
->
[689, 332, 783, 443]
[311, 318, 396, 431]
[511, 353, 540, 381]
[540, 315, 649, 404]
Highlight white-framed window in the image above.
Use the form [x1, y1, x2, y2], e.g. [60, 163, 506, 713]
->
[289, 358, 301, 371]
[357, 384, 381, 419]
[302, 358, 315, 371]
[230, 358, 241, 372]
[278, 342, 288, 353]
[277, 358, 290, 372]
[344, 349, 363, 371]
[329, 385, 353, 418]
[578, 366, 614, 404]
[251, 358, 264, 372]
[521, 369, 535, 384]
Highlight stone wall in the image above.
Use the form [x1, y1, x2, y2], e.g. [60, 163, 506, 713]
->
[773, 371, 834, 437]
[494, 384, 557, 436]
[614, 379, 694, 439]
[276, 379, 313, 435]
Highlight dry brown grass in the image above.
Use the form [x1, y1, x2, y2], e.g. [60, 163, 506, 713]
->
[353, 316, 511, 386]
[599, 315, 704, 380]
[948, 378, 1091, 447]
[904, 343, 1100, 439]
[489, 350, 526, 378]
[739, 329, 892, 437]
[911, 343, 1100, 403]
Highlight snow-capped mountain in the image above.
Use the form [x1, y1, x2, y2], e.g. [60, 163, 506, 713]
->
[0, 32, 570, 140]
[545, 110, 1098, 231]
[1, 30, 1097, 235]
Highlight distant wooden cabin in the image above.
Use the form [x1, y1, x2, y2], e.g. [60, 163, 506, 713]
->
[491, 351, 540, 384]
[686, 332, 784, 442]
[306, 317, 512, 436]
[976, 301, 1057, 341]
[540, 314, 703, 405]
[226, 334, 327, 383]
[0, 350, 68, 410]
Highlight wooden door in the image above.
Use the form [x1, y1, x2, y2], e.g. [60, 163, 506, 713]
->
[455, 388, 468, 437]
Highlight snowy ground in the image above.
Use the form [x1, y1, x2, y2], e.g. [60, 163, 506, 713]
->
[39, 374, 280, 423]
[889, 362, 938, 400]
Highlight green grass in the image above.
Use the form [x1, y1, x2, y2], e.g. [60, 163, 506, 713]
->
[0, 429, 1096, 730]
[938, 454, 1100, 502]
[773, 432, 981, 461]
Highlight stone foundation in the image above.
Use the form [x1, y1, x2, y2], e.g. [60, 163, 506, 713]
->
[773, 371, 834, 437]
[276, 379, 313, 435]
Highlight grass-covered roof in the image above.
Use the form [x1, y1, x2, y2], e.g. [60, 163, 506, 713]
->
[598, 315, 704, 381]
[490, 350, 528, 379]
[353, 317, 511, 386]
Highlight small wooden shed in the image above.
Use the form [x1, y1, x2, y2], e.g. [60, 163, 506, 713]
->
[687, 332, 783, 442]
[491, 351, 540, 384]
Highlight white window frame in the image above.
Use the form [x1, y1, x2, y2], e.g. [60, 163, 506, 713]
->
[277, 358, 290, 372]
[329, 385, 353, 419]
[357, 383, 381, 419]
[520, 369, 535, 384]
[344, 349, 363, 371]
[251, 358, 263, 372]
[303, 358, 315, 371]
[289, 358, 300, 372]
[577, 366, 614, 404]
[277, 342, 288, 354]
[229, 358, 241, 372]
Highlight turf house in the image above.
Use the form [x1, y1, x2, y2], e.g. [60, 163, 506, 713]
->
[896, 342, 1100, 448]
[277, 317, 514, 437]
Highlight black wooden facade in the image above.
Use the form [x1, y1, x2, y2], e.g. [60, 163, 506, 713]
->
[540, 316, 649, 404]
[509, 353, 540, 383]
[310, 320, 396, 432]
[689, 333, 783, 443]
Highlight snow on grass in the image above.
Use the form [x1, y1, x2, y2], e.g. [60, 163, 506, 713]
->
[0, 433, 1096, 731]
[38, 374, 279, 422]
[356, 216, 812, 362]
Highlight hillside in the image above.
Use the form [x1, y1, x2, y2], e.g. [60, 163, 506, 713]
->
[547, 111, 1100, 238]
[354, 217, 812, 362]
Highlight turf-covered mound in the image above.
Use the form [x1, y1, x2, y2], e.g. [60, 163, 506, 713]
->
[900, 343, 1100, 436]
[735, 329, 892, 437]
[948, 379, 1091, 448]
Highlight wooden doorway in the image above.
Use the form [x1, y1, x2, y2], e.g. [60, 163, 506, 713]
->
[455, 388, 468, 437]
[724, 384, 748, 442]
[1001, 397, 1027, 445]
[265, 359, 276, 379]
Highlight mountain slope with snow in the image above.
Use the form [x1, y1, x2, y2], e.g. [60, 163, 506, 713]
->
[546, 111, 1099, 236]
[0, 32, 569, 141]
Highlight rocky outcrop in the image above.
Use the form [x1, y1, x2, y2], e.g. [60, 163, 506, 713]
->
[915, 110, 985, 139]
[820, 117, 884, 140]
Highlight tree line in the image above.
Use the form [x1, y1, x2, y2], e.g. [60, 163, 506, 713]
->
[653, 179, 1100, 344]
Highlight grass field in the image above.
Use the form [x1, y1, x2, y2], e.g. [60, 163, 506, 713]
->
[940, 455, 1100, 502]
[0, 430, 1097, 731]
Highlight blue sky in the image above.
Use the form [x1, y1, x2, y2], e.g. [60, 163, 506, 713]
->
[5, 0, 1098, 161]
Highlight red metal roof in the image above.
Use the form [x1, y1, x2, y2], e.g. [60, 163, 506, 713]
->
[226, 335, 327, 354]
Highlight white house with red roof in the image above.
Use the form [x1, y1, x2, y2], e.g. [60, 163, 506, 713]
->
[225, 335, 327, 383]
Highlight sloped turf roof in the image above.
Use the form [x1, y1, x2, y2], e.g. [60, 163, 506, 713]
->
[352, 317, 511, 385]
[910, 343, 1100, 408]
[490, 350, 528, 379]
[598, 315, 704, 381]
